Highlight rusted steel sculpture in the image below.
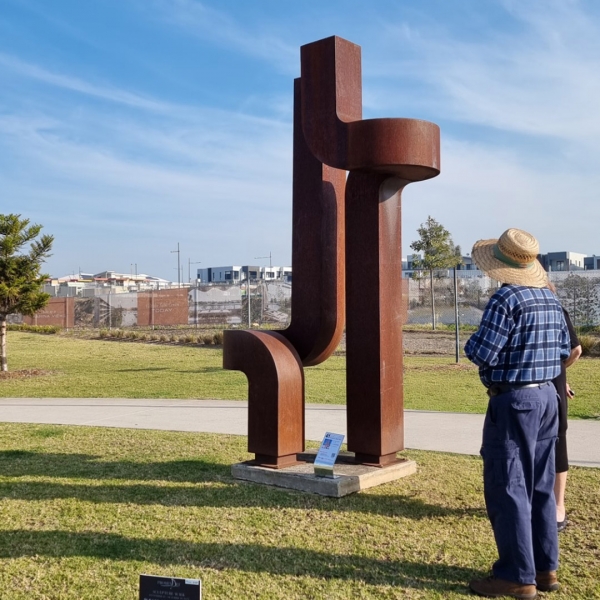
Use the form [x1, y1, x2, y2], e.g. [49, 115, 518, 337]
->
[224, 35, 440, 468]
[301, 36, 440, 466]
[223, 78, 346, 468]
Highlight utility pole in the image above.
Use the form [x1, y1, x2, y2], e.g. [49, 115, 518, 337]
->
[255, 251, 273, 283]
[171, 243, 181, 288]
[248, 278, 252, 328]
[454, 266, 459, 363]
[188, 259, 201, 283]
[255, 251, 272, 268]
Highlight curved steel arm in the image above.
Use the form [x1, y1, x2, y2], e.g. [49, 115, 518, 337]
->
[223, 329, 304, 468]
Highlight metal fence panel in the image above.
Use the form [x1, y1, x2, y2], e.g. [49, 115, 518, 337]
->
[15, 273, 600, 330]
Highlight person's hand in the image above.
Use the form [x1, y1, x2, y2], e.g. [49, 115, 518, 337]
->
[566, 383, 575, 399]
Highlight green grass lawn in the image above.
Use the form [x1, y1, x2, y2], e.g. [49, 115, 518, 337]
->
[0, 424, 598, 599]
[2, 333, 600, 419]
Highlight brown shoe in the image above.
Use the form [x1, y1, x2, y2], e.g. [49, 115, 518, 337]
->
[469, 575, 537, 598]
[536, 571, 560, 592]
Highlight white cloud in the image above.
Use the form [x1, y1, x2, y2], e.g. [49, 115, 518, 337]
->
[144, 0, 298, 74]
[403, 135, 600, 256]
[0, 53, 174, 112]
[3, 0, 600, 277]
[354, 1, 600, 258]
[373, 1, 600, 143]
[0, 84, 294, 278]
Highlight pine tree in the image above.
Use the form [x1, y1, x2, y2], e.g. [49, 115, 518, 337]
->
[0, 214, 54, 371]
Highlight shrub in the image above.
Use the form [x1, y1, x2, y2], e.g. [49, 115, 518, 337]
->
[183, 334, 196, 344]
[98, 329, 110, 339]
[159, 334, 169, 342]
[202, 334, 214, 345]
[170, 334, 180, 343]
[578, 335, 598, 356]
[7, 324, 60, 334]
[213, 331, 224, 345]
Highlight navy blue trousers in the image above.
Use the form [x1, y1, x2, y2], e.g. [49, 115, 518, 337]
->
[481, 382, 559, 584]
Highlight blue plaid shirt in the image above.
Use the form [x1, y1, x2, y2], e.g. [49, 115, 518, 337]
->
[465, 285, 570, 386]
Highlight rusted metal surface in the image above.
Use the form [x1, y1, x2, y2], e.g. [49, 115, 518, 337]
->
[345, 174, 406, 465]
[224, 34, 440, 469]
[280, 79, 346, 366]
[301, 36, 440, 466]
[223, 77, 346, 467]
[300, 36, 440, 180]
[223, 329, 304, 468]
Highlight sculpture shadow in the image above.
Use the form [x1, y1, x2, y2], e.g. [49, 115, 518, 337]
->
[0, 450, 227, 483]
[0, 450, 486, 519]
[0, 530, 481, 593]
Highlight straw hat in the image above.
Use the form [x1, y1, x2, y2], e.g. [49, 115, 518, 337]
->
[471, 228, 548, 288]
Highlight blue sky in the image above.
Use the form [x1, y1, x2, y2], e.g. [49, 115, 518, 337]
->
[2, 0, 600, 281]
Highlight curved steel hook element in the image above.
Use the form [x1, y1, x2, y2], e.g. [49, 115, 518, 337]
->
[223, 329, 304, 468]
[280, 79, 346, 366]
[222, 78, 346, 467]
[300, 35, 440, 180]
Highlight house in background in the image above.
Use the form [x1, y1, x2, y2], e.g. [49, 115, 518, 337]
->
[44, 271, 172, 296]
[197, 265, 292, 284]
[584, 256, 600, 270]
[403, 248, 600, 280]
[537, 251, 587, 272]
[402, 254, 483, 279]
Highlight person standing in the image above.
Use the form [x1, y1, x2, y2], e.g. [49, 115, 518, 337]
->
[464, 228, 570, 599]
[547, 281, 582, 531]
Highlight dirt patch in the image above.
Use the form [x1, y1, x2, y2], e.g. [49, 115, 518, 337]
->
[403, 330, 465, 355]
[0, 369, 55, 380]
[404, 362, 476, 372]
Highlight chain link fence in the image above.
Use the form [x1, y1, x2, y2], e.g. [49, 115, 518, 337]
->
[14, 283, 293, 329]
[11, 272, 600, 330]
[406, 272, 493, 328]
[407, 270, 600, 329]
[549, 272, 600, 327]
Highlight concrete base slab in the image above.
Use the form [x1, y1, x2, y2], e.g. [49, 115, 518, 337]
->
[232, 452, 417, 497]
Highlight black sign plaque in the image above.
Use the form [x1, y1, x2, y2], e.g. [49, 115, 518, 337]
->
[139, 574, 201, 600]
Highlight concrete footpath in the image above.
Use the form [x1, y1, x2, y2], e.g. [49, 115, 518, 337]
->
[0, 398, 598, 468]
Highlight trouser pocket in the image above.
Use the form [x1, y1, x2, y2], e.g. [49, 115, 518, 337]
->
[481, 440, 523, 486]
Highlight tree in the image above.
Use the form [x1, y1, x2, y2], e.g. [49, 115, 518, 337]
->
[410, 216, 462, 330]
[0, 214, 54, 371]
[555, 274, 600, 327]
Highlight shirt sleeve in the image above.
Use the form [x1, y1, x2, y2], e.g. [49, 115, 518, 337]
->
[563, 309, 580, 348]
[465, 294, 512, 368]
[559, 310, 571, 360]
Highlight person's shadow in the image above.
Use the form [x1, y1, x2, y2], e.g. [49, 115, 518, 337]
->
[0, 449, 486, 594]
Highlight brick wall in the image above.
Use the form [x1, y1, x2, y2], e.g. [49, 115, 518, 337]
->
[24, 297, 75, 328]
[137, 289, 189, 326]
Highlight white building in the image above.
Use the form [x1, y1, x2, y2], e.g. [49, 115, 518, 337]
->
[197, 265, 292, 284]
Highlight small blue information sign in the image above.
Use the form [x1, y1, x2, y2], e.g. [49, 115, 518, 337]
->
[314, 432, 345, 478]
[139, 575, 201, 600]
